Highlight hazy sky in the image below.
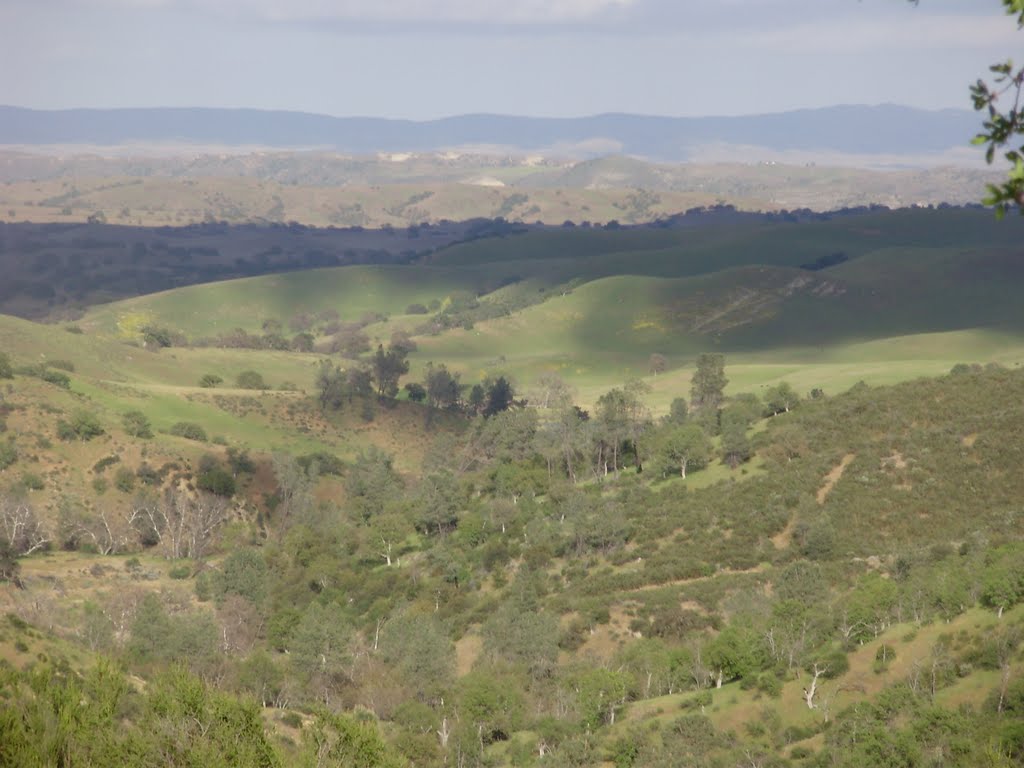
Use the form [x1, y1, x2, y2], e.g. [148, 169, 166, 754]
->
[0, 0, 1019, 119]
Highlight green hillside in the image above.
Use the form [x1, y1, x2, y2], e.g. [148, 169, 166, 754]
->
[3, 357, 1024, 768]
[3, 206, 1024, 767]
[62, 208, 1024, 418]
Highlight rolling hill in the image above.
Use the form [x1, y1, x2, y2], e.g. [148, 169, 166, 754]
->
[70, 206, 1024, 411]
[0, 104, 983, 161]
[2, 194, 1024, 768]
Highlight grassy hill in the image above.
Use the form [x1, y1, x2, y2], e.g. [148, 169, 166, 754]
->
[72, 207, 1024, 411]
[2, 205, 1024, 767]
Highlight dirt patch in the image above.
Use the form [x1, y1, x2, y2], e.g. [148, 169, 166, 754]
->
[455, 631, 482, 677]
[961, 433, 979, 448]
[573, 605, 635, 663]
[817, 453, 855, 504]
[771, 517, 797, 550]
[629, 564, 766, 593]
[881, 452, 908, 470]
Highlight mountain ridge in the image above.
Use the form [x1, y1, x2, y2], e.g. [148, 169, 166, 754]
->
[0, 104, 981, 161]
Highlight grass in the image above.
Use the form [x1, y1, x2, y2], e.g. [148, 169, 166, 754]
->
[5, 205, 1024, 496]
[80, 265, 491, 339]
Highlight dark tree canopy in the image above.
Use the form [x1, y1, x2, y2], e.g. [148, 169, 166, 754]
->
[690, 353, 728, 413]
[372, 343, 410, 399]
[483, 376, 515, 417]
[425, 363, 462, 410]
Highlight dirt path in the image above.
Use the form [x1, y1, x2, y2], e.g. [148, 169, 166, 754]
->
[817, 453, 856, 504]
[455, 632, 482, 676]
[627, 563, 767, 593]
[771, 517, 798, 550]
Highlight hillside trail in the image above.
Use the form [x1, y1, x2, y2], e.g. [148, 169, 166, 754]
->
[770, 452, 857, 550]
[771, 517, 798, 550]
[626, 563, 768, 594]
[816, 453, 856, 504]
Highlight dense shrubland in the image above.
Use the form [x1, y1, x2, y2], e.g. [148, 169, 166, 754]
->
[2, 357, 1024, 766]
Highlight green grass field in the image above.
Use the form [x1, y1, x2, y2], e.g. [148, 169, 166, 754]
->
[55, 206, 1024, 418]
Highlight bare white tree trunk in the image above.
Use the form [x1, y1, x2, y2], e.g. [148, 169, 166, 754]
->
[1, 498, 50, 555]
[803, 663, 827, 709]
[143, 489, 228, 560]
[437, 716, 451, 751]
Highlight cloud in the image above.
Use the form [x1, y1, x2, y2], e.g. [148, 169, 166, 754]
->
[71, 0, 639, 24]
[728, 14, 1021, 54]
[50, 0, 1018, 42]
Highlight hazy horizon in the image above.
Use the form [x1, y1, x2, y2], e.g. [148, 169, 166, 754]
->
[1, 1, 1017, 120]
[0, 102, 981, 121]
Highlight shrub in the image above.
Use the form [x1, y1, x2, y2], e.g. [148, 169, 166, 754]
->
[405, 303, 429, 315]
[93, 455, 120, 473]
[168, 564, 192, 580]
[227, 448, 255, 475]
[169, 422, 207, 442]
[46, 359, 75, 372]
[197, 466, 236, 497]
[296, 451, 344, 476]
[873, 644, 897, 673]
[141, 325, 173, 348]
[114, 467, 136, 493]
[291, 333, 315, 353]
[92, 477, 108, 494]
[680, 691, 713, 711]
[194, 571, 213, 601]
[136, 462, 161, 485]
[122, 410, 153, 438]
[0, 352, 13, 379]
[38, 368, 70, 389]
[754, 673, 782, 698]
[404, 382, 427, 402]
[19, 472, 44, 491]
[58, 410, 105, 441]
[198, 374, 223, 388]
[0, 441, 16, 470]
[235, 370, 268, 390]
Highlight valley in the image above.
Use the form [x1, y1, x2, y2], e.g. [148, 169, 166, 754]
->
[1, 164, 1023, 768]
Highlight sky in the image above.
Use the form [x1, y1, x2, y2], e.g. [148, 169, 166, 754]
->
[0, 0, 1019, 119]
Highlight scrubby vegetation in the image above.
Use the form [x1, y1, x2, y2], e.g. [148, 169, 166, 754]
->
[1, 206, 1023, 767]
[2, 356, 1024, 766]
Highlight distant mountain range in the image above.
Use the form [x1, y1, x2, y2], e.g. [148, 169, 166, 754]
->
[0, 105, 981, 161]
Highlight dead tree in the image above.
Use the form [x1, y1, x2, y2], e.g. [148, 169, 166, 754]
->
[136, 488, 228, 560]
[0, 497, 49, 555]
[803, 662, 828, 709]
